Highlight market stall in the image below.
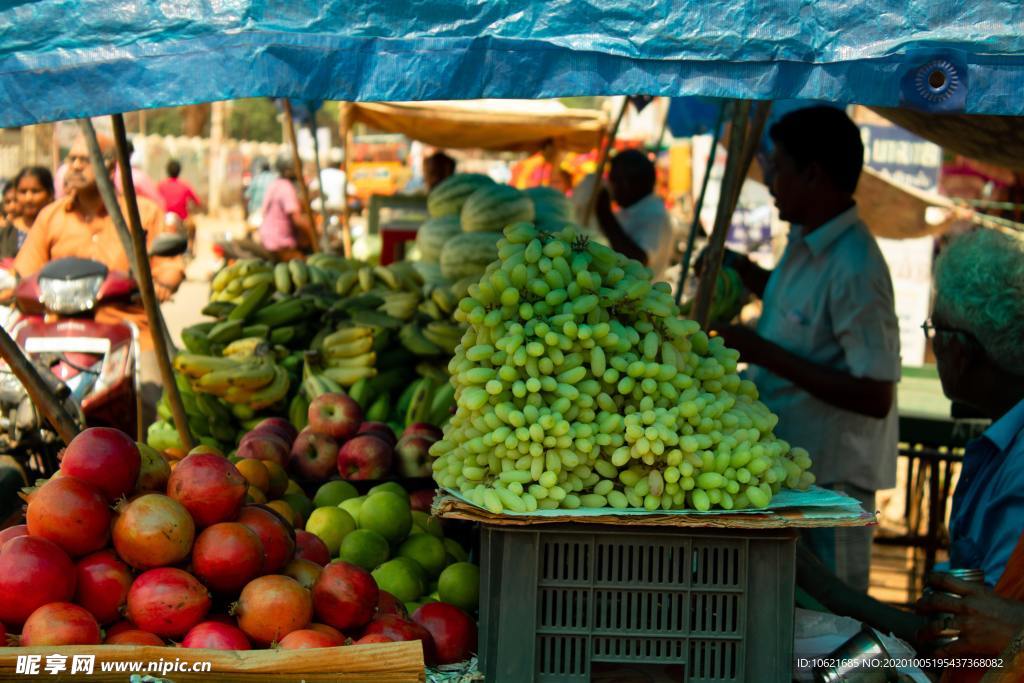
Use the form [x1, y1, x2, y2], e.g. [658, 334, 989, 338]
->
[3, 1, 1024, 681]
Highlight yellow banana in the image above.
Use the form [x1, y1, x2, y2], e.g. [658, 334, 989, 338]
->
[289, 259, 309, 289]
[197, 359, 274, 393]
[222, 337, 269, 358]
[211, 265, 240, 292]
[315, 373, 345, 394]
[274, 262, 293, 294]
[431, 286, 457, 314]
[242, 272, 275, 289]
[323, 335, 374, 358]
[173, 353, 239, 379]
[325, 351, 376, 369]
[238, 259, 272, 277]
[242, 366, 291, 409]
[321, 326, 374, 348]
[373, 265, 403, 291]
[335, 269, 359, 297]
[322, 365, 377, 387]
[357, 266, 375, 293]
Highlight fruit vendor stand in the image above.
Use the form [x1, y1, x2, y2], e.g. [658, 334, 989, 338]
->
[4, 2, 1024, 682]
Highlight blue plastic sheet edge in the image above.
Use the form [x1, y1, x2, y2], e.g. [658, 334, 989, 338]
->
[3, 33, 1024, 127]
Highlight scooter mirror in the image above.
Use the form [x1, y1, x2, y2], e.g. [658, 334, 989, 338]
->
[148, 234, 188, 258]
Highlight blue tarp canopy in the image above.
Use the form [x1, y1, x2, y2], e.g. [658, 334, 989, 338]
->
[2, 1, 1024, 127]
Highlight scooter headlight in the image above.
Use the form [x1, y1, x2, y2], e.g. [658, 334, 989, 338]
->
[39, 275, 105, 315]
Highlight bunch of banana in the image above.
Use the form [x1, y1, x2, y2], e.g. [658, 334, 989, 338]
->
[272, 256, 357, 295]
[172, 352, 290, 411]
[209, 259, 275, 304]
[152, 372, 237, 452]
[387, 376, 456, 430]
[314, 325, 378, 387]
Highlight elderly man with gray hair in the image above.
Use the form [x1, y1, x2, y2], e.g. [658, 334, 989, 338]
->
[927, 227, 1024, 585]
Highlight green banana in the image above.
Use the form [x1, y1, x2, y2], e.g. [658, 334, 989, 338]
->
[404, 378, 433, 427]
[316, 373, 345, 394]
[323, 335, 374, 359]
[188, 414, 212, 438]
[418, 299, 445, 321]
[431, 286, 457, 315]
[210, 420, 238, 443]
[269, 325, 298, 346]
[208, 318, 245, 344]
[349, 309, 403, 330]
[281, 353, 304, 373]
[422, 321, 463, 354]
[289, 393, 310, 430]
[211, 265, 239, 292]
[367, 394, 390, 422]
[242, 272, 275, 289]
[399, 323, 443, 356]
[237, 259, 272, 277]
[173, 353, 239, 378]
[379, 292, 421, 320]
[325, 351, 376, 369]
[357, 266, 375, 293]
[241, 324, 270, 339]
[231, 402, 255, 421]
[395, 379, 420, 422]
[347, 378, 374, 410]
[181, 325, 213, 354]
[227, 281, 272, 322]
[415, 362, 449, 385]
[335, 269, 359, 297]
[308, 265, 329, 287]
[274, 262, 293, 294]
[156, 394, 173, 421]
[321, 325, 374, 349]
[427, 382, 456, 426]
[302, 374, 328, 400]
[195, 392, 234, 423]
[373, 265, 403, 291]
[288, 260, 310, 289]
[335, 293, 385, 313]
[251, 298, 312, 327]
[322, 366, 377, 386]
[198, 359, 275, 393]
[201, 301, 236, 319]
[239, 366, 290, 409]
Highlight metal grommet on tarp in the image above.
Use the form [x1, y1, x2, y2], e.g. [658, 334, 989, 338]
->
[900, 50, 968, 113]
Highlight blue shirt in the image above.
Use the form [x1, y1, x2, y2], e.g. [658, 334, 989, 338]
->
[748, 206, 901, 491]
[948, 398, 1024, 585]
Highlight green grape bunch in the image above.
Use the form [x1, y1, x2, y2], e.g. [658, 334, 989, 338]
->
[429, 222, 815, 513]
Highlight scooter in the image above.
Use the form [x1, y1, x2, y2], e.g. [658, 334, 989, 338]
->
[0, 234, 187, 478]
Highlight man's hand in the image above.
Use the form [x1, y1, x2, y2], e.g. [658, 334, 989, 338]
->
[711, 324, 770, 366]
[915, 573, 1024, 656]
[694, 246, 747, 278]
[154, 283, 174, 302]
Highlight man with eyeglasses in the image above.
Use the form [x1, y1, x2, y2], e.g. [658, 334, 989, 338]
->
[709, 106, 900, 593]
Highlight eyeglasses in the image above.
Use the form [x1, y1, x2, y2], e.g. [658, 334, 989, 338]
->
[921, 318, 968, 340]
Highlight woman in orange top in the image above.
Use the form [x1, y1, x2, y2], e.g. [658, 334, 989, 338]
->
[12, 166, 54, 236]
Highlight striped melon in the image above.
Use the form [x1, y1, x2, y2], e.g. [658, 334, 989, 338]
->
[461, 184, 535, 233]
[427, 173, 495, 218]
[415, 215, 462, 263]
[440, 231, 502, 281]
[525, 186, 573, 228]
[413, 261, 449, 287]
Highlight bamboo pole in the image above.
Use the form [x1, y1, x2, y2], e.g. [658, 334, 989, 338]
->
[281, 100, 321, 253]
[78, 120, 139, 276]
[674, 102, 726, 305]
[339, 103, 354, 258]
[691, 101, 750, 327]
[110, 114, 194, 452]
[0, 327, 79, 446]
[582, 97, 629, 226]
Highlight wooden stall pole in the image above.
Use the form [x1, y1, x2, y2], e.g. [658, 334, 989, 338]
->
[0, 327, 79, 446]
[581, 97, 629, 226]
[674, 102, 726, 305]
[110, 114, 194, 452]
[281, 99, 321, 253]
[339, 102, 354, 258]
[691, 101, 750, 327]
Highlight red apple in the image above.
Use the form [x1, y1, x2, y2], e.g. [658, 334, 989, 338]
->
[251, 418, 298, 445]
[237, 432, 290, 467]
[395, 436, 433, 478]
[401, 423, 443, 444]
[337, 435, 392, 481]
[412, 602, 477, 665]
[355, 633, 394, 644]
[362, 615, 436, 663]
[289, 428, 339, 481]
[357, 422, 397, 448]
[376, 591, 408, 619]
[308, 393, 362, 440]
[408, 490, 436, 513]
[311, 561, 379, 631]
[294, 530, 331, 566]
[0, 524, 28, 548]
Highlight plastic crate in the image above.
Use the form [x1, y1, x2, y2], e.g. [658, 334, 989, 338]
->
[478, 524, 796, 683]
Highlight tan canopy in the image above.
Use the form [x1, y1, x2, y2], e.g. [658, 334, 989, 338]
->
[341, 100, 607, 153]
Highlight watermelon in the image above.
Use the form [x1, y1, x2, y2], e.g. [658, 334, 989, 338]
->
[440, 232, 503, 281]
[525, 186, 573, 228]
[461, 184, 535, 233]
[427, 173, 496, 218]
[412, 261, 449, 287]
[415, 215, 462, 263]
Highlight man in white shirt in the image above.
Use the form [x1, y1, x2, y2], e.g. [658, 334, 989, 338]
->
[715, 107, 900, 592]
[595, 150, 674, 281]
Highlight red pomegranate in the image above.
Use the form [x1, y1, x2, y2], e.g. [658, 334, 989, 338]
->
[312, 561, 379, 632]
[26, 476, 111, 557]
[277, 628, 339, 649]
[356, 633, 394, 644]
[113, 494, 195, 570]
[363, 614, 436, 663]
[192, 523, 263, 594]
[167, 453, 247, 527]
[75, 550, 133, 625]
[233, 575, 312, 646]
[308, 622, 346, 643]
[236, 505, 295, 574]
[21, 602, 101, 646]
[251, 417, 299, 445]
[0, 523, 27, 547]
[294, 530, 331, 566]
[60, 427, 141, 502]
[136, 443, 171, 493]
[182, 621, 251, 650]
[0, 535, 76, 626]
[106, 620, 137, 637]
[284, 558, 323, 590]
[105, 629, 164, 645]
[126, 568, 211, 638]
[377, 591, 409, 619]
[412, 602, 477, 665]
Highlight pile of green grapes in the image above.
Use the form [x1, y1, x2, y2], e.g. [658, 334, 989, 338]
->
[429, 222, 815, 513]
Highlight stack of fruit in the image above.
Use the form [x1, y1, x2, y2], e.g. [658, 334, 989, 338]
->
[0, 427, 476, 665]
[304, 479, 478, 620]
[430, 222, 815, 513]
